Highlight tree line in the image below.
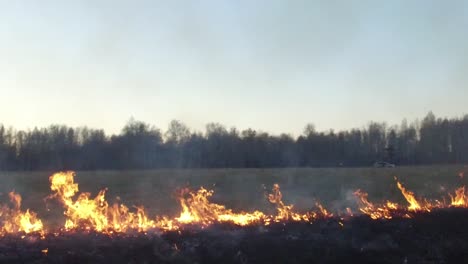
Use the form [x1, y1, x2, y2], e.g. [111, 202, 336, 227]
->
[0, 112, 467, 171]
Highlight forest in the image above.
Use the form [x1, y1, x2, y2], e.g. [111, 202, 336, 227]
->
[0, 112, 467, 170]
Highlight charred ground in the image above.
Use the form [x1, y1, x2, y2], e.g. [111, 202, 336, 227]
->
[1, 208, 467, 264]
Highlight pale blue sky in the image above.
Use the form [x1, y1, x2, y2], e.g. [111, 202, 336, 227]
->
[1, 1, 467, 135]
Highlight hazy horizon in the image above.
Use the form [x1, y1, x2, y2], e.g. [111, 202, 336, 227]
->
[1, 1, 467, 135]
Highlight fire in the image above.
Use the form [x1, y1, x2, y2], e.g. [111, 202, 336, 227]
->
[174, 184, 332, 227]
[267, 184, 332, 222]
[268, 184, 306, 222]
[395, 178, 428, 211]
[0, 192, 43, 235]
[353, 189, 396, 219]
[354, 177, 441, 220]
[48, 171, 270, 232]
[50, 171, 110, 231]
[450, 187, 467, 207]
[0, 171, 468, 237]
[175, 187, 265, 226]
[49, 171, 157, 232]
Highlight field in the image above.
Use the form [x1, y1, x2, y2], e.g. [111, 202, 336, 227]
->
[0, 165, 466, 229]
[1, 165, 468, 263]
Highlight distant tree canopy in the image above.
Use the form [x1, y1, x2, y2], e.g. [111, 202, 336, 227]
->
[0, 112, 467, 171]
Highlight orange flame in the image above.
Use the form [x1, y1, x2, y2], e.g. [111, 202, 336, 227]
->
[0, 171, 467, 236]
[395, 178, 426, 211]
[267, 184, 332, 223]
[175, 187, 265, 226]
[0, 192, 44, 235]
[268, 184, 304, 222]
[49, 171, 158, 232]
[353, 189, 396, 219]
[450, 186, 467, 207]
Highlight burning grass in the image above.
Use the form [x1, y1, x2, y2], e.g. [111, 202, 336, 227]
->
[0, 170, 468, 263]
[0, 171, 467, 236]
[1, 209, 468, 263]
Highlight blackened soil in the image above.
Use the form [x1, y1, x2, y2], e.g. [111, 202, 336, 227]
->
[1, 208, 468, 264]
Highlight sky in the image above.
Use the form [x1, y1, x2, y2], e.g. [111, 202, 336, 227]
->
[1, 1, 467, 136]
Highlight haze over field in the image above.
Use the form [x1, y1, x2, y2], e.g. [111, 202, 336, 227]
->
[1, 1, 468, 135]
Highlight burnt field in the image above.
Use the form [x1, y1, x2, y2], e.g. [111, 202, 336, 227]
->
[0, 166, 467, 263]
[1, 208, 468, 264]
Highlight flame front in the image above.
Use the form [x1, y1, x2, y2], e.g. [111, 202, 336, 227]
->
[0, 171, 467, 236]
[48, 173, 332, 231]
